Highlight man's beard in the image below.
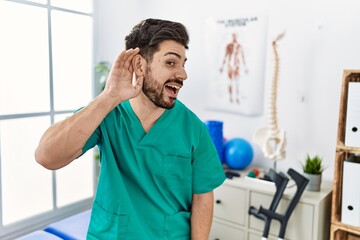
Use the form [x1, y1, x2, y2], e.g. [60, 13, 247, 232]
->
[142, 67, 177, 109]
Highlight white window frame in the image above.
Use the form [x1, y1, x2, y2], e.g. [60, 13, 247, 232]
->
[0, 0, 95, 239]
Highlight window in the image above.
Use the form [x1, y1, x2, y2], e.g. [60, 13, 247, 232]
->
[0, 0, 94, 238]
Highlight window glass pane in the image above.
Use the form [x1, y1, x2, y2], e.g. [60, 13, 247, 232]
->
[56, 150, 94, 207]
[1, 117, 53, 225]
[51, 11, 93, 111]
[54, 114, 94, 207]
[0, 1, 50, 115]
[51, 0, 92, 13]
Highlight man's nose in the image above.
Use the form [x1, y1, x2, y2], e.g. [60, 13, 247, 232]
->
[175, 66, 188, 81]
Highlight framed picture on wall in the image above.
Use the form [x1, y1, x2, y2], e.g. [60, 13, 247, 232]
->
[204, 15, 268, 116]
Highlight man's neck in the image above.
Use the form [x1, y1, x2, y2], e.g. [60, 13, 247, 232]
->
[129, 93, 165, 133]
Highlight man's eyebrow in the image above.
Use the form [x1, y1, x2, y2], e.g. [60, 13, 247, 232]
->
[164, 52, 187, 62]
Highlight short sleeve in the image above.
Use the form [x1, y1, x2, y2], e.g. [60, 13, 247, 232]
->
[192, 123, 226, 194]
[73, 107, 101, 156]
[81, 126, 100, 154]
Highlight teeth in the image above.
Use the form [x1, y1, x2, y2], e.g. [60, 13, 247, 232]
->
[166, 84, 180, 89]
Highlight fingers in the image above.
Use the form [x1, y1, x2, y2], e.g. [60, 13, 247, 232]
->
[114, 48, 140, 70]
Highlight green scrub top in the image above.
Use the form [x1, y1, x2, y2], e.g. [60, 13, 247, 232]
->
[82, 100, 226, 240]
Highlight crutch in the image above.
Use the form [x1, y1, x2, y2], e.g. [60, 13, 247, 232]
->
[249, 168, 289, 239]
[249, 168, 309, 240]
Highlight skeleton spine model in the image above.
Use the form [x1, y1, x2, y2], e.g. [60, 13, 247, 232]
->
[253, 32, 286, 161]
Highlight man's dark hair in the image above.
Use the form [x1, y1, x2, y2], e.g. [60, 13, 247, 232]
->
[125, 18, 189, 62]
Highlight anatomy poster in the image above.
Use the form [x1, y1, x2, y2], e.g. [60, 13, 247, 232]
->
[205, 16, 268, 116]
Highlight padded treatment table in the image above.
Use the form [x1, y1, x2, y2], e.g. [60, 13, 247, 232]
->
[44, 210, 92, 240]
[16, 230, 63, 240]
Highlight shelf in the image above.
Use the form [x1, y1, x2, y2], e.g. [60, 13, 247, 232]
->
[331, 70, 360, 240]
[336, 145, 360, 154]
[331, 222, 360, 240]
[332, 221, 360, 236]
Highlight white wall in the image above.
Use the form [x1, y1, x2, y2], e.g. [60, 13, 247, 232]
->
[94, 0, 360, 181]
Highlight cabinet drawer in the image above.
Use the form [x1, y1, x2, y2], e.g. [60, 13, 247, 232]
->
[249, 191, 314, 240]
[248, 231, 278, 240]
[213, 184, 246, 225]
[209, 220, 245, 240]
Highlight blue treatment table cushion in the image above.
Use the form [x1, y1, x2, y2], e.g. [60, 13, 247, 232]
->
[44, 210, 91, 240]
[16, 230, 63, 240]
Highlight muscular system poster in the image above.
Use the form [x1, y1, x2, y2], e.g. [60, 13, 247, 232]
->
[205, 16, 268, 116]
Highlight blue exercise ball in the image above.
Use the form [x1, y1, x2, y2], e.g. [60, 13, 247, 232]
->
[224, 138, 254, 170]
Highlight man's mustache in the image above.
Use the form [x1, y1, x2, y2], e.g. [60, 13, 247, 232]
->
[165, 79, 183, 86]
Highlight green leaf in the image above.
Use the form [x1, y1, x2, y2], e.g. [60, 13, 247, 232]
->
[301, 154, 325, 174]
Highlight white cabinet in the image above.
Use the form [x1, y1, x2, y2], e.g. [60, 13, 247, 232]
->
[213, 184, 247, 226]
[211, 220, 245, 240]
[209, 175, 332, 240]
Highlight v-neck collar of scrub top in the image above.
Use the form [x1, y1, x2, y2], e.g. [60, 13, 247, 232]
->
[122, 100, 176, 146]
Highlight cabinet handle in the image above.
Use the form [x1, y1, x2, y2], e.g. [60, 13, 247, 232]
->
[215, 199, 222, 204]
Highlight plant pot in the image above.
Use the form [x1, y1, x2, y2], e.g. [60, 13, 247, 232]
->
[303, 172, 322, 191]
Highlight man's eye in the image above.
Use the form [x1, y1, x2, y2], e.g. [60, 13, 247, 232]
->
[167, 61, 175, 66]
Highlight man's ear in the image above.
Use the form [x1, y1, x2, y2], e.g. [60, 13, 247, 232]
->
[132, 54, 146, 76]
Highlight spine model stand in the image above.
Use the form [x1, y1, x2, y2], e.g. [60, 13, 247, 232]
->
[253, 32, 287, 166]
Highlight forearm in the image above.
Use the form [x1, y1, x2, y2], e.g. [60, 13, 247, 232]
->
[35, 92, 118, 170]
[35, 48, 142, 170]
[191, 191, 214, 240]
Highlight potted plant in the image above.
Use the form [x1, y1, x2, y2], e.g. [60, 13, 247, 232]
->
[93, 61, 110, 179]
[95, 61, 111, 93]
[301, 154, 325, 191]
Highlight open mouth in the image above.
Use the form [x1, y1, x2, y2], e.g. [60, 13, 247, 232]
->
[165, 83, 181, 97]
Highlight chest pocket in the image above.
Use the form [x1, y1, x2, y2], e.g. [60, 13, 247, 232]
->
[159, 155, 192, 196]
